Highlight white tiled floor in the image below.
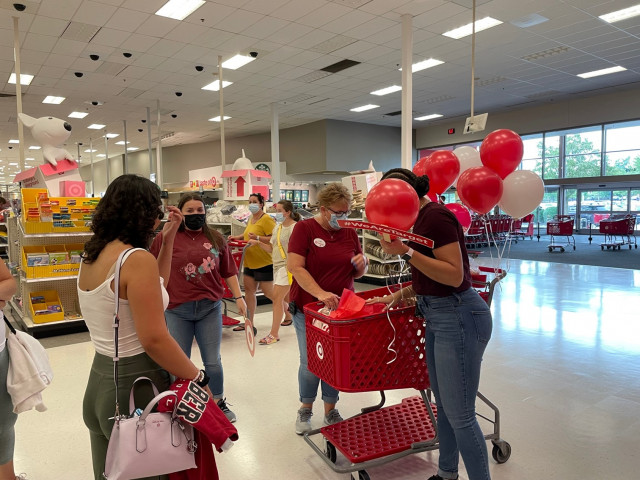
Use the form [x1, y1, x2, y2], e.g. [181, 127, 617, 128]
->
[10, 259, 640, 479]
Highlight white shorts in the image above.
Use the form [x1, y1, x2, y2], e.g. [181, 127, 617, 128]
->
[274, 266, 291, 286]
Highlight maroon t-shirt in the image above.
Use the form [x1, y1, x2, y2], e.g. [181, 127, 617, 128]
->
[408, 203, 471, 297]
[288, 218, 362, 310]
[150, 230, 238, 309]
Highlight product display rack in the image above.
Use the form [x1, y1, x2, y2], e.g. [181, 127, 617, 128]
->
[7, 216, 91, 337]
[0, 222, 7, 259]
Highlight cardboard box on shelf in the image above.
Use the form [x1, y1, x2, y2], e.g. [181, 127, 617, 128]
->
[341, 171, 382, 198]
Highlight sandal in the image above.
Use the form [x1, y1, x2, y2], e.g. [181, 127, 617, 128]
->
[233, 324, 258, 335]
[281, 318, 293, 326]
[259, 334, 279, 345]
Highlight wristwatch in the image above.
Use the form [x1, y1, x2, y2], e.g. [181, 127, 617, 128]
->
[401, 247, 414, 263]
[194, 369, 210, 388]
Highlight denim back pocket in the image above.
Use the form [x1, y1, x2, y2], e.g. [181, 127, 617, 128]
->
[472, 310, 492, 344]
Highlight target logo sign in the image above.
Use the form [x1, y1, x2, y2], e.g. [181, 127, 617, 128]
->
[315, 341, 324, 360]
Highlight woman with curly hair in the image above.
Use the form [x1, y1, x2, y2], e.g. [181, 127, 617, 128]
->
[78, 175, 212, 480]
[150, 193, 246, 423]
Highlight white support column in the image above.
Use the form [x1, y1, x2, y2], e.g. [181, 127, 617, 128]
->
[146, 107, 154, 180]
[13, 16, 25, 171]
[89, 138, 94, 196]
[401, 14, 413, 170]
[270, 103, 281, 203]
[156, 99, 163, 188]
[123, 120, 128, 174]
[104, 130, 110, 185]
[218, 55, 226, 171]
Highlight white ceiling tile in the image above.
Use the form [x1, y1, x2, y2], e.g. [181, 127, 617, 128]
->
[360, 0, 412, 16]
[136, 15, 178, 38]
[298, 3, 352, 28]
[271, 0, 326, 21]
[72, 1, 118, 25]
[23, 33, 57, 53]
[163, 22, 210, 43]
[119, 33, 160, 53]
[36, 0, 83, 21]
[90, 27, 129, 47]
[174, 44, 212, 63]
[146, 39, 186, 58]
[36, 65, 68, 79]
[43, 52, 77, 69]
[287, 28, 335, 50]
[29, 16, 69, 37]
[213, 9, 263, 33]
[119, 0, 165, 15]
[322, 9, 377, 35]
[104, 8, 151, 33]
[242, 0, 291, 15]
[244, 16, 290, 40]
[54, 38, 88, 56]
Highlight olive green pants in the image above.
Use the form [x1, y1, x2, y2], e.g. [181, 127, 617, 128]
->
[83, 351, 171, 480]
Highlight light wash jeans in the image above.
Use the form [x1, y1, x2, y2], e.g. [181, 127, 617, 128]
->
[165, 298, 224, 397]
[417, 287, 492, 480]
[293, 310, 339, 404]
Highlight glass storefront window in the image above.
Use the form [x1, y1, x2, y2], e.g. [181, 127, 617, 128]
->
[564, 127, 602, 178]
[565, 153, 601, 178]
[612, 190, 628, 212]
[543, 135, 560, 179]
[521, 134, 543, 175]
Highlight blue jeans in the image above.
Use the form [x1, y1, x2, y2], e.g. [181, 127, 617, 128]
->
[165, 299, 224, 398]
[293, 311, 339, 404]
[417, 288, 492, 480]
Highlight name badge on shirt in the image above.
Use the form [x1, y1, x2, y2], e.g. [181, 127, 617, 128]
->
[314, 238, 326, 248]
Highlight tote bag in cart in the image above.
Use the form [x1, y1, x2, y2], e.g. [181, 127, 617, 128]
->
[103, 248, 197, 479]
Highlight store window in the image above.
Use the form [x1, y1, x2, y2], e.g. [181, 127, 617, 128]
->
[543, 135, 560, 179]
[562, 126, 603, 178]
[536, 187, 559, 225]
[604, 120, 640, 176]
[521, 134, 543, 175]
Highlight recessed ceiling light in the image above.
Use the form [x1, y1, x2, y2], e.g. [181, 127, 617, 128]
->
[29, 146, 41, 150]
[8, 139, 19, 144]
[8, 73, 34, 85]
[201, 80, 233, 91]
[104, 133, 119, 139]
[42, 95, 65, 104]
[414, 114, 443, 121]
[155, 0, 205, 21]
[97, 154, 106, 158]
[221, 54, 255, 70]
[8, 163, 18, 166]
[84, 149, 97, 153]
[115, 141, 130, 145]
[577, 66, 627, 78]
[599, 4, 640, 23]
[399, 58, 445, 73]
[208, 116, 231, 122]
[443, 17, 503, 39]
[127, 147, 139, 151]
[69, 111, 88, 119]
[350, 104, 379, 112]
[25, 157, 35, 161]
[371, 85, 402, 96]
[88, 124, 106, 129]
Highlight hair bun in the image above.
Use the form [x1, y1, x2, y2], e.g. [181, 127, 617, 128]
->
[415, 175, 430, 198]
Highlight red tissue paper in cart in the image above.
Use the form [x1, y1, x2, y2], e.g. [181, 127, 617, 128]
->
[329, 289, 386, 319]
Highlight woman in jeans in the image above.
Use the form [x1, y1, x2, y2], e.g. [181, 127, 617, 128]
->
[371, 168, 493, 480]
[150, 193, 247, 424]
[287, 183, 367, 434]
[79, 175, 211, 479]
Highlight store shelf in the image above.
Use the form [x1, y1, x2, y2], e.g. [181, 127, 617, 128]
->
[20, 274, 79, 283]
[365, 252, 400, 264]
[8, 299, 87, 338]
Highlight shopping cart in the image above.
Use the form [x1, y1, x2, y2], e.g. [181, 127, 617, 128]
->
[546, 215, 575, 252]
[599, 215, 637, 250]
[221, 240, 247, 326]
[303, 276, 510, 480]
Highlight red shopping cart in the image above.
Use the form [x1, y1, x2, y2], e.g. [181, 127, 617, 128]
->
[546, 215, 575, 252]
[599, 215, 637, 250]
[221, 240, 247, 326]
[302, 276, 510, 480]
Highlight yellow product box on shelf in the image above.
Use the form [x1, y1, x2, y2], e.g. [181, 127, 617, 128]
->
[21, 188, 99, 233]
[29, 290, 64, 324]
[22, 244, 82, 278]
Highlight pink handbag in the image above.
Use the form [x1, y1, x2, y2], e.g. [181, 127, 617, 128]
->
[103, 249, 197, 480]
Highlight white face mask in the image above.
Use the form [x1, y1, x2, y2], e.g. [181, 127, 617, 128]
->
[275, 212, 284, 223]
[248, 204, 261, 214]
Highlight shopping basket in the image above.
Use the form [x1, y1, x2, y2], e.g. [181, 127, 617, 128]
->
[546, 214, 575, 252]
[599, 215, 637, 250]
[302, 281, 510, 480]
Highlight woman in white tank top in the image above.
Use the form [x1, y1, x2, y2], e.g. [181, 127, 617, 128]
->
[77, 175, 211, 480]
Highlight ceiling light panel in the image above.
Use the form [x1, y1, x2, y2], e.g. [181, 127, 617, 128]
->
[43, 96, 65, 104]
[599, 4, 640, 23]
[415, 114, 443, 121]
[29, 146, 41, 150]
[350, 104, 379, 112]
[8, 73, 34, 85]
[155, 0, 206, 21]
[201, 80, 233, 91]
[88, 124, 106, 129]
[443, 17, 503, 39]
[104, 133, 119, 139]
[221, 54, 255, 70]
[577, 66, 627, 78]
[208, 116, 231, 122]
[399, 59, 445, 73]
[69, 112, 88, 118]
[371, 85, 402, 96]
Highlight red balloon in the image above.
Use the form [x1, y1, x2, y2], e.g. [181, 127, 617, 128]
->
[413, 157, 428, 176]
[445, 203, 471, 232]
[365, 179, 420, 231]
[457, 166, 504, 215]
[479, 129, 523, 179]
[424, 150, 460, 195]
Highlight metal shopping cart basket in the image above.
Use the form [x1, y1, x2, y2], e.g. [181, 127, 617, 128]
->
[546, 214, 575, 252]
[302, 277, 510, 480]
[599, 215, 637, 250]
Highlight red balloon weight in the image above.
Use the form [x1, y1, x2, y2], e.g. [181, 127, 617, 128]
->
[479, 129, 524, 179]
[424, 150, 460, 195]
[365, 179, 420, 231]
[445, 203, 471, 232]
[457, 166, 504, 215]
[413, 157, 428, 176]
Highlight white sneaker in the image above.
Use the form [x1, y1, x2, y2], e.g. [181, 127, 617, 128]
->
[323, 408, 343, 426]
[295, 407, 313, 435]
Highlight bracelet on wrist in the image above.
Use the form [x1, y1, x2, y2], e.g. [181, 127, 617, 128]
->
[193, 369, 210, 387]
[231, 296, 244, 300]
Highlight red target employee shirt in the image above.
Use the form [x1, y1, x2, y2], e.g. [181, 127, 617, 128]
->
[408, 203, 471, 297]
[150, 230, 238, 309]
[288, 218, 362, 310]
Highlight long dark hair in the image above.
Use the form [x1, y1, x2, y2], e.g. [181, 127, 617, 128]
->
[83, 174, 162, 263]
[249, 192, 265, 207]
[381, 168, 430, 198]
[277, 199, 301, 221]
[177, 193, 225, 251]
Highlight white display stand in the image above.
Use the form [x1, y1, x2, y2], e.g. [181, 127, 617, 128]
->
[13, 159, 84, 197]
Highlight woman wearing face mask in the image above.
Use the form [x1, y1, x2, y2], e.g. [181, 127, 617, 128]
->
[228, 192, 276, 332]
[247, 200, 300, 345]
[150, 193, 247, 424]
[287, 183, 367, 434]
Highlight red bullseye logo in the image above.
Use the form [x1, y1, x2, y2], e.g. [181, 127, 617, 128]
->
[316, 341, 324, 360]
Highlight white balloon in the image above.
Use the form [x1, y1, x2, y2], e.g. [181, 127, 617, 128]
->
[453, 146, 482, 186]
[498, 170, 544, 219]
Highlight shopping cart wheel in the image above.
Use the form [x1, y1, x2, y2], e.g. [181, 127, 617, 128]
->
[548, 247, 552, 252]
[601, 246, 604, 250]
[491, 441, 511, 464]
[572, 246, 575, 250]
[560, 247, 565, 252]
[351, 470, 370, 480]
[323, 440, 337, 464]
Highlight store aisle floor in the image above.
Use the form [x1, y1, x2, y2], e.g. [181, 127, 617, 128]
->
[10, 259, 640, 479]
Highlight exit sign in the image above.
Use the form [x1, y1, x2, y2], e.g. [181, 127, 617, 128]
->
[448, 128, 455, 135]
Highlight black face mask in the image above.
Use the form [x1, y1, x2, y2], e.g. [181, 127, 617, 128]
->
[184, 213, 206, 230]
